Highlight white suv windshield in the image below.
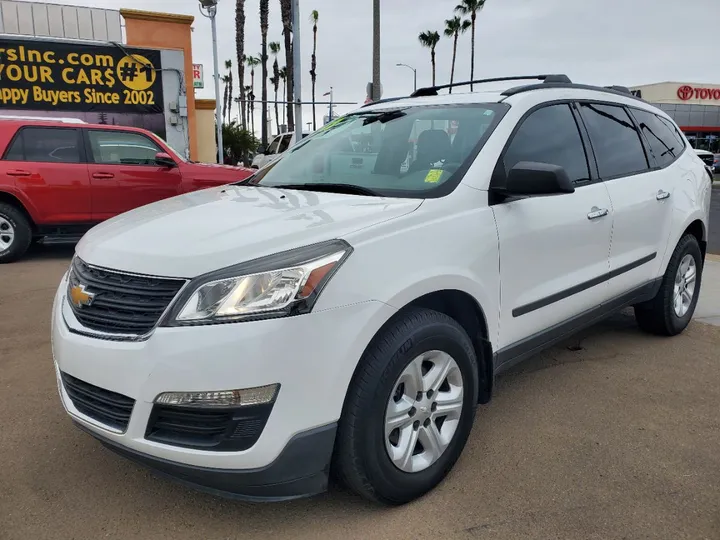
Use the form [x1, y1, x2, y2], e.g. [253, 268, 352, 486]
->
[248, 104, 505, 198]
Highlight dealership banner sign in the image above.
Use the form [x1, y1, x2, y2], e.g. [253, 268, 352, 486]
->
[0, 38, 164, 113]
[193, 63, 203, 89]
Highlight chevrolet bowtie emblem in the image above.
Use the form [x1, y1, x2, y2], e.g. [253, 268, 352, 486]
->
[69, 284, 95, 308]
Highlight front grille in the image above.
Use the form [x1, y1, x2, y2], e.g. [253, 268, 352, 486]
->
[61, 372, 135, 431]
[67, 258, 185, 335]
[700, 154, 714, 167]
[145, 403, 274, 451]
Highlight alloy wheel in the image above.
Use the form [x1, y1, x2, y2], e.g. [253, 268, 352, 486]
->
[673, 254, 697, 318]
[384, 350, 464, 473]
[0, 216, 15, 251]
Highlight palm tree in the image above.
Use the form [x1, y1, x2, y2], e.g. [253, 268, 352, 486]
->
[235, 0, 247, 129]
[259, 0, 270, 146]
[455, 0, 485, 90]
[224, 59, 233, 121]
[270, 42, 281, 134]
[279, 66, 287, 128]
[309, 10, 319, 131]
[444, 16, 471, 93]
[418, 30, 441, 86]
[246, 56, 260, 135]
[280, 0, 294, 131]
[221, 74, 231, 123]
[244, 84, 254, 134]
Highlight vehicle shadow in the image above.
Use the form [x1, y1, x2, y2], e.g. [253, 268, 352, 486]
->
[23, 243, 76, 261]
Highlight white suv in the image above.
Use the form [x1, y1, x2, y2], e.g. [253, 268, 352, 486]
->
[52, 75, 712, 505]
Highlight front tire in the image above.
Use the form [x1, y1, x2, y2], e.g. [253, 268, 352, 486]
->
[634, 234, 703, 336]
[0, 203, 32, 264]
[334, 308, 479, 505]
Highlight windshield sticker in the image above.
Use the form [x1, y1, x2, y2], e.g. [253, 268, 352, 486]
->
[424, 169, 444, 183]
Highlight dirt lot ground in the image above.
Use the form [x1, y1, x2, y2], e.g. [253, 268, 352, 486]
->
[1, 246, 719, 540]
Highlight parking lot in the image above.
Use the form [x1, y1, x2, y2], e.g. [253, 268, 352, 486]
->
[0, 245, 719, 540]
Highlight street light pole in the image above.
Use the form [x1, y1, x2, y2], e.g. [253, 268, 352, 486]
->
[291, 0, 303, 144]
[199, 0, 223, 164]
[372, 0, 381, 101]
[396, 63, 417, 92]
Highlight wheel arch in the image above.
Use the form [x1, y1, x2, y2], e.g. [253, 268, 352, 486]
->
[347, 289, 495, 407]
[404, 290, 494, 404]
[0, 190, 36, 231]
[683, 219, 707, 260]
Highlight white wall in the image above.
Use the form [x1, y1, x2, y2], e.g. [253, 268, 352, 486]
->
[159, 49, 190, 158]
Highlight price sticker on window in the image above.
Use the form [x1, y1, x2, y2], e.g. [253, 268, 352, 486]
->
[424, 169, 444, 183]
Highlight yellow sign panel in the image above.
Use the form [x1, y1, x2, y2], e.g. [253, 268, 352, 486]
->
[116, 55, 157, 91]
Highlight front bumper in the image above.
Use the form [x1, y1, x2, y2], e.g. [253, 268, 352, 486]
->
[52, 272, 395, 499]
[75, 420, 337, 501]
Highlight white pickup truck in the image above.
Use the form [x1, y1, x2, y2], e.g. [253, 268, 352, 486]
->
[250, 131, 309, 169]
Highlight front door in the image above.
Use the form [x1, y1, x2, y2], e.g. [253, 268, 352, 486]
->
[85, 129, 182, 220]
[492, 103, 614, 352]
[577, 103, 675, 297]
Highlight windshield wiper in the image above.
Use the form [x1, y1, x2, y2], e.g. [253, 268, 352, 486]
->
[363, 110, 406, 126]
[269, 183, 381, 197]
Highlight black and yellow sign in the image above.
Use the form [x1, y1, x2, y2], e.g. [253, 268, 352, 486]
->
[0, 38, 164, 113]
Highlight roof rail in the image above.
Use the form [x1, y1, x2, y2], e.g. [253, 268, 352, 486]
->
[0, 115, 87, 124]
[361, 96, 407, 108]
[411, 74, 572, 97]
[501, 82, 645, 102]
[604, 85, 632, 95]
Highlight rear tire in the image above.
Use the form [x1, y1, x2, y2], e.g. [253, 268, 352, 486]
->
[334, 308, 479, 505]
[634, 234, 703, 336]
[0, 203, 32, 264]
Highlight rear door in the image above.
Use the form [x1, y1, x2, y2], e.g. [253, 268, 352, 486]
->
[1, 126, 91, 224]
[85, 129, 182, 220]
[578, 103, 674, 297]
[492, 103, 615, 351]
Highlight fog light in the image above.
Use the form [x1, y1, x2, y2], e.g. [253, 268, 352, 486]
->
[155, 384, 279, 408]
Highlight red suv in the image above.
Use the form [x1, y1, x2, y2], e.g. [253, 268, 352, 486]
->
[0, 118, 254, 262]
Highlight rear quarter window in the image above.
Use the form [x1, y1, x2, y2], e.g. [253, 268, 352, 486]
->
[1, 127, 80, 163]
[630, 109, 685, 168]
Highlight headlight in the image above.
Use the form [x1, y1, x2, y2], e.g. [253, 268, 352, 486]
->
[164, 239, 352, 325]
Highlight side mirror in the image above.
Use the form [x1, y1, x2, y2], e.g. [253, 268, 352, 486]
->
[155, 152, 176, 167]
[256, 146, 267, 155]
[504, 161, 575, 196]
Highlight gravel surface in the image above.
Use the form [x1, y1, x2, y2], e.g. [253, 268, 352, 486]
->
[1, 246, 719, 540]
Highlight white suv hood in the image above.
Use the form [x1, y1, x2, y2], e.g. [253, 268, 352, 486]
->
[76, 185, 421, 277]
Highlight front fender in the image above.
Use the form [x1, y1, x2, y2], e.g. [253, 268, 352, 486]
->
[382, 270, 499, 349]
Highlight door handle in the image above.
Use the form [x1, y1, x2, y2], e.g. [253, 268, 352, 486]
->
[6, 169, 31, 177]
[587, 206, 609, 220]
[656, 190, 670, 200]
[92, 172, 115, 179]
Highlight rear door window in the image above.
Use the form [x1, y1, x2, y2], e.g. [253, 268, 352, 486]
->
[3, 127, 81, 163]
[579, 103, 649, 179]
[278, 134, 293, 153]
[629, 109, 684, 168]
[266, 136, 282, 155]
[4, 132, 24, 161]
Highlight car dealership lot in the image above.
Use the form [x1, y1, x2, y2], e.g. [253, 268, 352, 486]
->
[1, 247, 719, 540]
